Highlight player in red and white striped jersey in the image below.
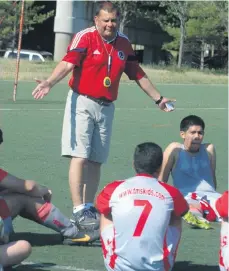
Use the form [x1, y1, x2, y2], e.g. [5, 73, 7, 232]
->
[216, 191, 229, 271]
[96, 142, 189, 271]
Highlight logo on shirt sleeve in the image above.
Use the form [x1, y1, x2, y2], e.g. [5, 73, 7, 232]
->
[118, 51, 125, 60]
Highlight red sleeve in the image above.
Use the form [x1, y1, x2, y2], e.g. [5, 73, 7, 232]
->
[62, 32, 88, 66]
[0, 168, 8, 182]
[124, 42, 145, 80]
[96, 181, 123, 215]
[216, 191, 228, 218]
[159, 182, 189, 216]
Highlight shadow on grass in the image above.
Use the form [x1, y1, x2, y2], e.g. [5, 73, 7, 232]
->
[12, 260, 219, 271]
[13, 262, 58, 271]
[10, 232, 63, 247]
[174, 261, 219, 271]
[11, 232, 101, 247]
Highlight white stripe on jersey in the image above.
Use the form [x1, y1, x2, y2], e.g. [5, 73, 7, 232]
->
[70, 26, 96, 50]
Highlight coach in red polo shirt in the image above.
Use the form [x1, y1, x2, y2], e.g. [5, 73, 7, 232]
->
[32, 1, 175, 230]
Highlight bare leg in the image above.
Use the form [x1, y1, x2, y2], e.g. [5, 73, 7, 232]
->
[4, 194, 79, 237]
[0, 240, 31, 267]
[3, 194, 27, 219]
[69, 157, 87, 207]
[83, 160, 101, 204]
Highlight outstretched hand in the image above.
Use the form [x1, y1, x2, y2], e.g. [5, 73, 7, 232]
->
[158, 97, 176, 112]
[32, 79, 51, 100]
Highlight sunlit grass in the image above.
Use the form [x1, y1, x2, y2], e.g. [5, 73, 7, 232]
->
[0, 59, 227, 84]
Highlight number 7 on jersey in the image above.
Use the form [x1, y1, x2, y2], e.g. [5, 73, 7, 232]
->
[133, 199, 152, 237]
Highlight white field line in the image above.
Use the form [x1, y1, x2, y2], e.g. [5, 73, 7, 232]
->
[0, 107, 227, 111]
[21, 261, 100, 271]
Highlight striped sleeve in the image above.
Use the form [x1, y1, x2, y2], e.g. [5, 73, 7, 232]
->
[62, 28, 91, 66]
[96, 181, 123, 215]
[159, 181, 189, 216]
[216, 191, 228, 218]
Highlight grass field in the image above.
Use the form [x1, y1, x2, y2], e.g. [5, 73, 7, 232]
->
[0, 59, 228, 84]
[0, 79, 228, 271]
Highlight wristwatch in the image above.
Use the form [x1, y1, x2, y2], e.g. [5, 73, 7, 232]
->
[155, 96, 163, 105]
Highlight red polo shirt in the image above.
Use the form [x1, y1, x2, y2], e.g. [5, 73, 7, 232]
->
[62, 26, 145, 101]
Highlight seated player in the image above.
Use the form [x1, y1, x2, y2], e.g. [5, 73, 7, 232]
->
[96, 142, 189, 271]
[216, 191, 228, 271]
[0, 217, 31, 269]
[0, 128, 99, 247]
[159, 115, 222, 229]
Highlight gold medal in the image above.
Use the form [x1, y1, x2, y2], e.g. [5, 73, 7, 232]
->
[103, 76, 111, 88]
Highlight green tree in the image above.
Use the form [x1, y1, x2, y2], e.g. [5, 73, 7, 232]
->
[0, 1, 54, 49]
[159, 1, 190, 68]
[114, 1, 140, 33]
[140, 1, 190, 68]
[186, 1, 228, 70]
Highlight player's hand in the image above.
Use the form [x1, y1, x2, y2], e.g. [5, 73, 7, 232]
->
[32, 79, 51, 99]
[158, 97, 176, 112]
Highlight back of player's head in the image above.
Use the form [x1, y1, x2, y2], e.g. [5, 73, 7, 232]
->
[95, 1, 119, 16]
[180, 115, 205, 132]
[133, 142, 163, 175]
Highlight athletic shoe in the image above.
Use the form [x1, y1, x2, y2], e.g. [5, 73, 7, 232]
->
[183, 211, 211, 230]
[70, 206, 100, 230]
[63, 228, 100, 245]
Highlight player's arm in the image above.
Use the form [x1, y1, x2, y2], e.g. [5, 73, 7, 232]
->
[135, 76, 176, 112]
[0, 169, 51, 201]
[158, 143, 178, 183]
[169, 212, 182, 228]
[206, 143, 217, 189]
[32, 61, 75, 99]
[96, 181, 122, 231]
[135, 75, 161, 103]
[32, 32, 88, 99]
[96, 187, 113, 232]
[43, 61, 75, 88]
[173, 189, 189, 218]
[123, 43, 174, 112]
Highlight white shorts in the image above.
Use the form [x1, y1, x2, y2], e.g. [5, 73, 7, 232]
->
[61, 90, 115, 163]
[185, 191, 222, 219]
[101, 225, 181, 271]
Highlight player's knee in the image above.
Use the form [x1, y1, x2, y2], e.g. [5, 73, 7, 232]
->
[17, 240, 32, 257]
[24, 180, 37, 193]
[71, 157, 88, 166]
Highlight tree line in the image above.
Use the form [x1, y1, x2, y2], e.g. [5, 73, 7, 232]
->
[116, 1, 228, 70]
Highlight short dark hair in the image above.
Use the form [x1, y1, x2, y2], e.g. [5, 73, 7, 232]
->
[95, 1, 119, 16]
[180, 115, 205, 132]
[133, 142, 163, 175]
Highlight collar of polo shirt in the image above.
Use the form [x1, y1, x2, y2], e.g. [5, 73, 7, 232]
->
[102, 31, 118, 43]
